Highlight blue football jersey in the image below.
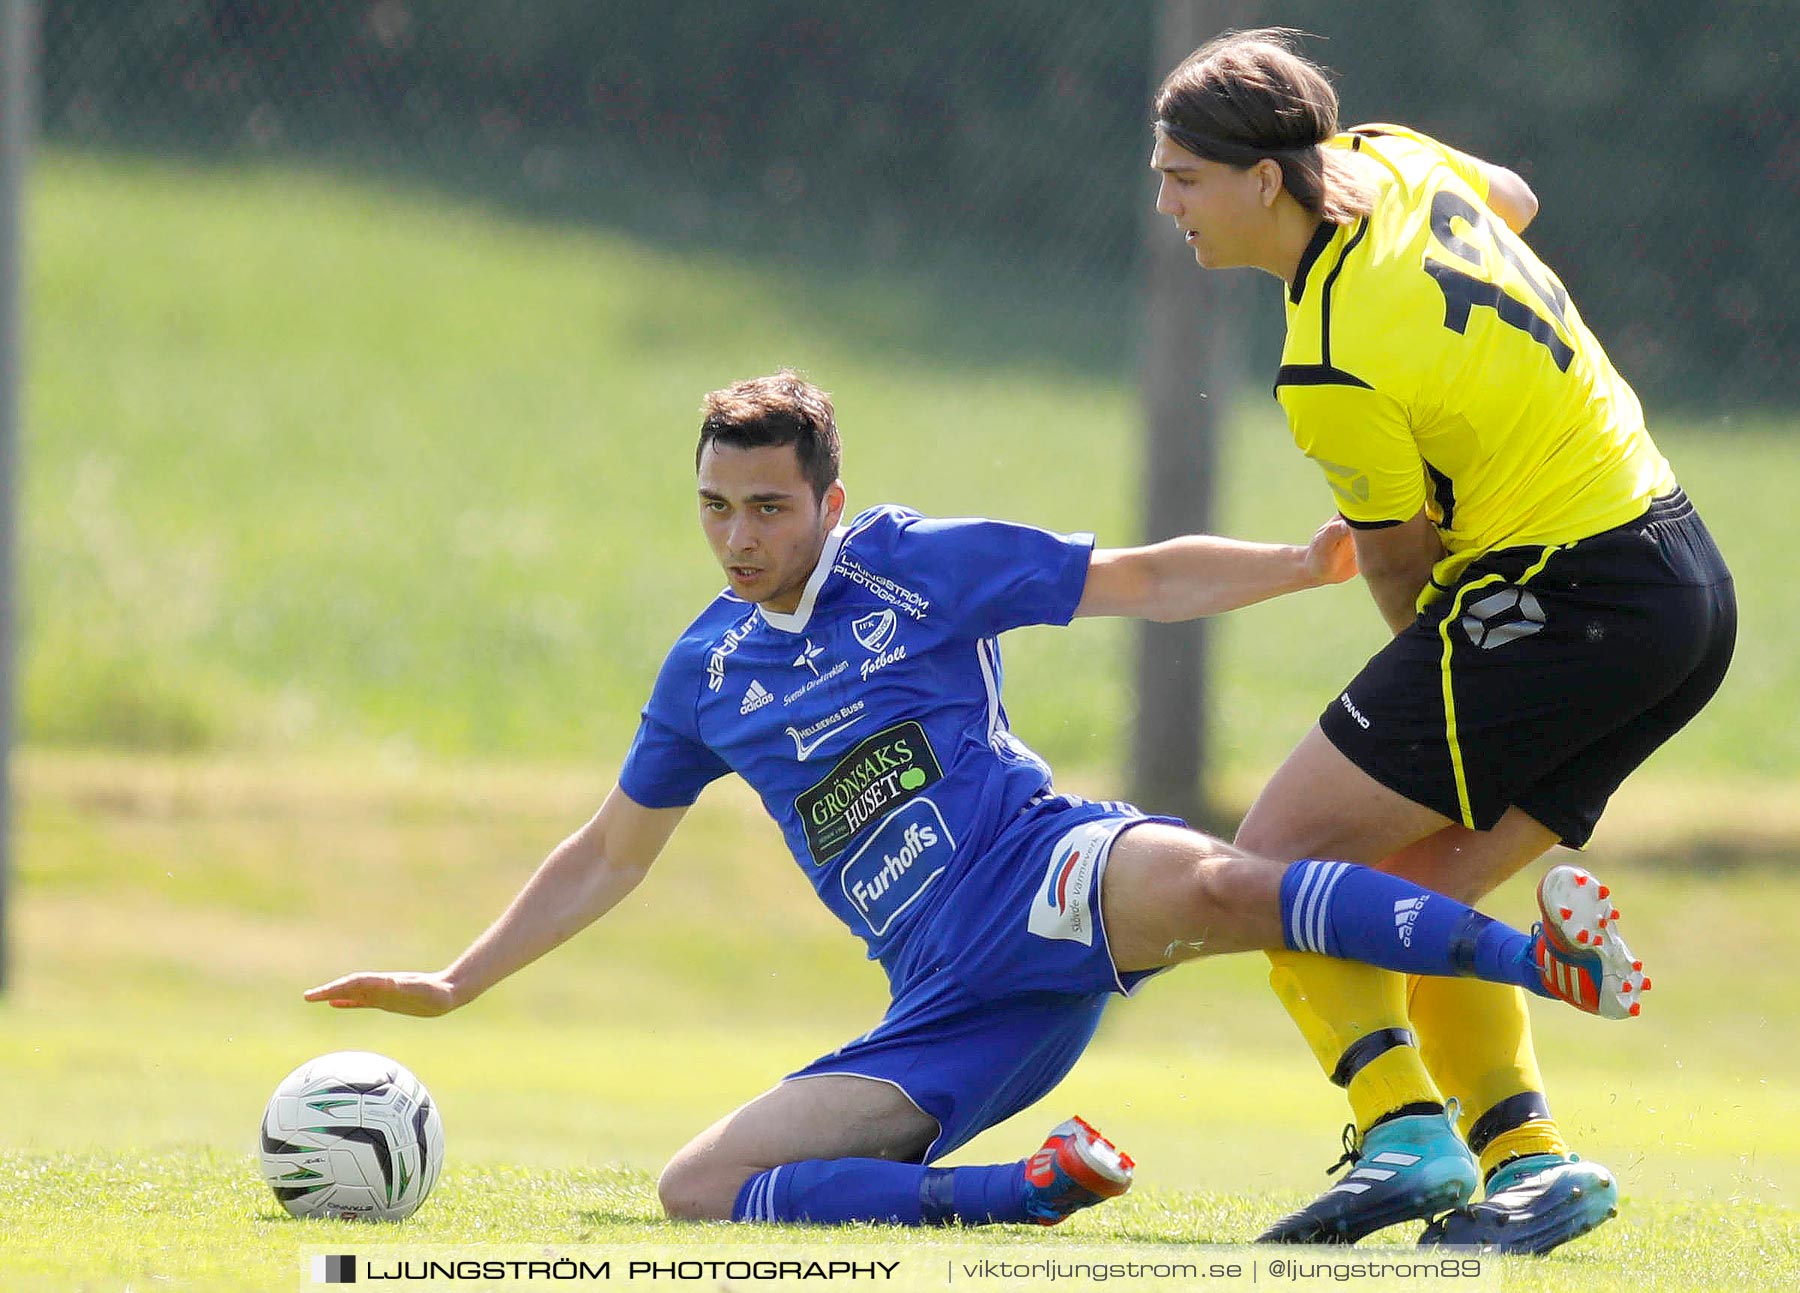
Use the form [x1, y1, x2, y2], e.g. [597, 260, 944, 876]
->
[618, 505, 1095, 974]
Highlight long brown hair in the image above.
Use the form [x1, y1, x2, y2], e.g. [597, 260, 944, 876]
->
[1154, 28, 1374, 225]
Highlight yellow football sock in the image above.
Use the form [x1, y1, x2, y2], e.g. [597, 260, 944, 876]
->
[1269, 950, 1440, 1134]
[1407, 975, 1569, 1177]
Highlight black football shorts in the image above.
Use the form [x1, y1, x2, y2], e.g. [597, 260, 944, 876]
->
[1319, 489, 1736, 847]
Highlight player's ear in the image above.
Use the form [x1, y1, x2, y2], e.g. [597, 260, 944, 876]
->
[1255, 156, 1285, 208]
[822, 480, 847, 529]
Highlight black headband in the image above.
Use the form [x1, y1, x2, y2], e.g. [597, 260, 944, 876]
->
[1156, 119, 1318, 166]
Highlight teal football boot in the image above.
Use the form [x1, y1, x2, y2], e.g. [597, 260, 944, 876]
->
[1257, 1103, 1478, 1244]
[1419, 1152, 1619, 1253]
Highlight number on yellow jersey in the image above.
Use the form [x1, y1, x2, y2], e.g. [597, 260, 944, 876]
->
[1422, 191, 1573, 371]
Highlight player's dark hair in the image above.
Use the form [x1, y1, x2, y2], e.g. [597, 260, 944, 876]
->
[1154, 28, 1375, 225]
[696, 370, 842, 502]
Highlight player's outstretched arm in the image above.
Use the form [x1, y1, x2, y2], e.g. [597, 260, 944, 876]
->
[1074, 517, 1356, 622]
[303, 785, 687, 1016]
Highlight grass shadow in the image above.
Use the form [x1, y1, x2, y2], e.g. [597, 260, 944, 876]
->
[41, 132, 1141, 384]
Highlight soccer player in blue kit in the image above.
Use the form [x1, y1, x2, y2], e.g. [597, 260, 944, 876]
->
[307, 371, 1648, 1230]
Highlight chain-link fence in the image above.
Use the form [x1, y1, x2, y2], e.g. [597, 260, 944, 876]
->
[39, 0, 1153, 371]
[39, 0, 1799, 404]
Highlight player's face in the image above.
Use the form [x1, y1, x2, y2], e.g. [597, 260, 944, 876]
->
[697, 442, 845, 615]
[1151, 135, 1275, 271]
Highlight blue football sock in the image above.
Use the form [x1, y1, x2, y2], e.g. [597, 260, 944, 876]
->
[732, 1159, 1030, 1226]
[948, 1163, 1035, 1224]
[1281, 859, 1541, 994]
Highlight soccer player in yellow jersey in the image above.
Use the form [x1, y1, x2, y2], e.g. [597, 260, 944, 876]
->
[1148, 30, 1736, 1253]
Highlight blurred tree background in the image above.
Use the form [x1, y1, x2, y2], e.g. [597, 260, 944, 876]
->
[39, 0, 1800, 404]
[18, 2, 1798, 778]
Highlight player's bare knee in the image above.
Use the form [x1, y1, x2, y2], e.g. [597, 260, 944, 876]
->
[1190, 853, 1253, 923]
[1176, 852, 1283, 954]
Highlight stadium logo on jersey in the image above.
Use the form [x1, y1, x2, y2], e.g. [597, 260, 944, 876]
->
[840, 797, 954, 936]
[785, 701, 867, 761]
[706, 619, 759, 692]
[1029, 820, 1114, 947]
[740, 679, 774, 715]
[852, 609, 899, 654]
[794, 720, 944, 865]
[1393, 896, 1428, 947]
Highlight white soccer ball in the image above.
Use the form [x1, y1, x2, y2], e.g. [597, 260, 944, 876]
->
[259, 1050, 445, 1221]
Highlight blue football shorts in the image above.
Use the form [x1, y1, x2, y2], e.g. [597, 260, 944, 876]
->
[785, 793, 1182, 1161]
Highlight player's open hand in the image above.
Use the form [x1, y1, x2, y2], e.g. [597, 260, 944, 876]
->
[1304, 517, 1359, 586]
[303, 971, 461, 1017]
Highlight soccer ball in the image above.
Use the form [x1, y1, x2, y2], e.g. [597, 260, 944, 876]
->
[259, 1050, 445, 1221]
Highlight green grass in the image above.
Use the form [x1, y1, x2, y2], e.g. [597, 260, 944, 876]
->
[25, 150, 1800, 791]
[3, 754, 1798, 1290]
[25, 150, 1137, 770]
[13, 150, 1800, 1289]
[4, 1154, 1795, 1293]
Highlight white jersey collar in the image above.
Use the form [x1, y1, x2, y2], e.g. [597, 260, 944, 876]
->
[757, 526, 847, 635]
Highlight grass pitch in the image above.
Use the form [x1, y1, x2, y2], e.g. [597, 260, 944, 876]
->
[12, 148, 1799, 1290]
[3, 754, 1797, 1291]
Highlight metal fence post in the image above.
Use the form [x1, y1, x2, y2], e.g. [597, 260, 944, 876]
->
[1133, 0, 1252, 829]
[0, 0, 35, 994]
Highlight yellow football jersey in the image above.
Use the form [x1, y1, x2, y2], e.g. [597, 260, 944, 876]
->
[1276, 123, 1676, 603]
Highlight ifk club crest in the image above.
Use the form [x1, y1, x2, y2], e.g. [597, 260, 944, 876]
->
[852, 609, 898, 654]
